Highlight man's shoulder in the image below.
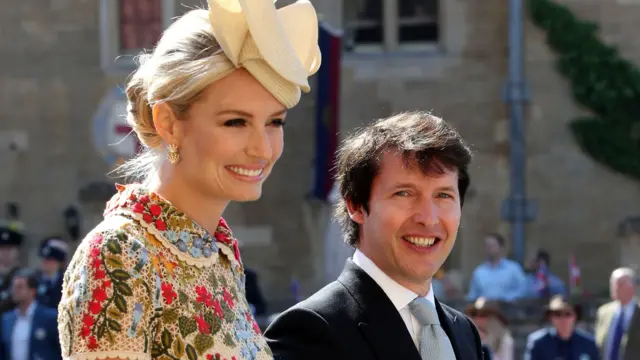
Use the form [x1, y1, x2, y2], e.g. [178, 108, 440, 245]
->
[574, 328, 596, 343]
[527, 328, 552, 345]
[292, 279, 353, 316]
[597, 300, 616, 314]
[437, 300, 476, 332]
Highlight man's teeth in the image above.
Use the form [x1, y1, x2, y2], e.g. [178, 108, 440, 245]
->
[404, 236, 437, 247]
[228, 166, 263, 177]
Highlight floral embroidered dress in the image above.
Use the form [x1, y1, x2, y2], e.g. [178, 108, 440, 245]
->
[58, 184, 272, 360]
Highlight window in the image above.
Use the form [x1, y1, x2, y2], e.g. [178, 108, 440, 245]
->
[344, 0, 439, 53]
[100, 0, 175, 73]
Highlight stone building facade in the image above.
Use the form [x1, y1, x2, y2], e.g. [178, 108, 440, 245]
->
[0, 0, 638, 303]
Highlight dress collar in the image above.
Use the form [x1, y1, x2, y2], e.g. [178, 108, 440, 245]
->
[104, 184, 242, 269]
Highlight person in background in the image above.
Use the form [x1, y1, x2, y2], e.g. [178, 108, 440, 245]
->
[595, 267, 640, 360]
[525, 295, 599, 360]
[467, 233, 527, 302]
[0, 269, 61, 360]
[465, 297, 513, 360]
[36, 237, 68, 310]
[245, 267, 267, 317]
[0, 228, 21, 315]
[524, 249, 566, 299]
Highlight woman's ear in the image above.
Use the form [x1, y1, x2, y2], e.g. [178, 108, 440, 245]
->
[152, 103, 183, 146]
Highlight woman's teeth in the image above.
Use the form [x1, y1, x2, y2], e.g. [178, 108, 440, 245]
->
[228, 166, 263, 177]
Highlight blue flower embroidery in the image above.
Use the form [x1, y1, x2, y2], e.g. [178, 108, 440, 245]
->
[166, 231, 178, 244]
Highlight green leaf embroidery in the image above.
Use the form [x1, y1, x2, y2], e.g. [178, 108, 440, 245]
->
[108, 319, 121, 332]
[107, 307, 124, 320]
[191, 300, 203, 313]
[106, 240, 122, 254]
[114, 295, 127, 312]
[162, 308, 179, 324]
[97, 322, 107, 339]
[222, 302, 234, 323]
[193, 333, 214, 355]
[178, 316, 197, 339]
[185, 344, 198, 360]
[172, 336, 185, 358]
[223, 332, 236, 347]
[115, 230, 128, 242]
[116, 282, 133, 296]
[161, 328, 173, 349]
[178, 291, 188, 305]
[208, 272, 219, 289]
[105, 255, 124, 269]
[111, 269, 131, 281]
[204, 312, 222, 335]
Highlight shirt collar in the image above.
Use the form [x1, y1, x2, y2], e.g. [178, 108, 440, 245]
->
[617, 299, 637, 314]
[353, 249, 435, 311]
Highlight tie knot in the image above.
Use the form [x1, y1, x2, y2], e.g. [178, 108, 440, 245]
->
[409, 297, 439, 326]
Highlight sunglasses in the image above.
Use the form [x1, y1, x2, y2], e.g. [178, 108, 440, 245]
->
[550, 311, 574, 318]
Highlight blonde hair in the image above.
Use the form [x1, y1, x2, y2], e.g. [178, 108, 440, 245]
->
[114, 9, 225, 185]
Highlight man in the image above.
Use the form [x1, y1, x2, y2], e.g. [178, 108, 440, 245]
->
[0, 269, 61, 360]
[36, 236, 68, 310]
[524, 249, 566, 299]
[524, 295, 599, 360]
[595, 267, 640, 360]
[265, 111, 484, 359]
[467, 233, 527, 301]
[0, 227, 22, 315]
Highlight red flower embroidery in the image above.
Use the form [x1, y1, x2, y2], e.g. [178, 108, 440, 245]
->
[90, 247, 101, 259]
[87, 336, 99, 350]
[142, 213, 153, 223]
[194, 314, 210, 334]
[139, 195, 150, 204]
[88, 300, 102, 315]
[91, 257, 102, 271]
[233, 241, 241, 262]
[195, 286, 213, 307]
[161, 282, 177, 305]
[94, 269, 106, 279]
[206, 355, 213, 360]
[223, 288, 234, 309]
[252, 320, 261, 334]
[79, 326, 91, 338]
[149, 204, 162, 217]
[82, 314, 94, 327]
[212, 299, 224, 318]
[90, 234, 103, 247]
[155, 219, 167, 231]
[132, 202, 145, 214]
[92, 288, 108, 303]
[101, 280, 111, 289]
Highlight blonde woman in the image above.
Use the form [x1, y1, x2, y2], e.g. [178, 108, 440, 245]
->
[57, 0, 320, 359]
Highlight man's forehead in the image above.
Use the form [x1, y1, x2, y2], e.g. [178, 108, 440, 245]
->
[378, 151, 459, 180]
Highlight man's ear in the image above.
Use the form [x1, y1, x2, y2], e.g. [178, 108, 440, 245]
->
[345, 198, 365, 225]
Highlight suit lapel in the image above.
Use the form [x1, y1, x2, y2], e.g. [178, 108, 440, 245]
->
[435, 298, 463, 359]
[338, 260, 422, 360]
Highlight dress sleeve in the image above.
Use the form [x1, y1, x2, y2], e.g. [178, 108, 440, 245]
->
[58, 227, 157, 360]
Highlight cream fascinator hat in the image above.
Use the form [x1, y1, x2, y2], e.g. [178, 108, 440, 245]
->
[207, 0, 322, 108]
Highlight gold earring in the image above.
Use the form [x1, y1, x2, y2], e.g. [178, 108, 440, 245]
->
[167, 144, 180, 164]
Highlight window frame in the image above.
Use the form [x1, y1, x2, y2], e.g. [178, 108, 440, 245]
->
[99, 0, 176, 74]
[344, 0, 441, 54]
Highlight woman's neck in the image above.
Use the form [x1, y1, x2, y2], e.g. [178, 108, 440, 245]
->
[149, 168, 228, 235]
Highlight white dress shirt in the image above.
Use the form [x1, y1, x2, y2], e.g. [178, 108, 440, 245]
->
[605, 299, 637, 358]
[11, 301, 36, 360]
[353, 249, 440, 348]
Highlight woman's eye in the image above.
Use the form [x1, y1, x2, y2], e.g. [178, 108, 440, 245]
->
[223, 118, 247, 127]
[269, 119, 286, 127]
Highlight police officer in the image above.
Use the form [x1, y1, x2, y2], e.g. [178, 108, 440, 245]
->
[0, 227, 22, 314]
[524, 295, 600, 360]
[36, 236, 67, 310]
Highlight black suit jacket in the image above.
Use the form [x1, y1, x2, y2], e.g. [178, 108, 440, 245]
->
[265, 260, 484, 360]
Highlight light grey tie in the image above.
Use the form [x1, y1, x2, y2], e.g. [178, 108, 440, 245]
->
[408, 297, 456, 360]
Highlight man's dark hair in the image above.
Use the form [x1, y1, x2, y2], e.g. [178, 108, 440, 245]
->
[13, 268, 39, 290]
[334, 111, 473, 247]
[485, 233, 506, 248]
[536, 249, 550, 265]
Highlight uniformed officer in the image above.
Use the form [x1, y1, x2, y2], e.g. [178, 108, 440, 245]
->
[0, 227, 22, 314]
[36, 236, 68, 310]
[524, 295, 600, 360]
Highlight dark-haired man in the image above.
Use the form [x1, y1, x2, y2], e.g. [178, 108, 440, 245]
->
[265, 111, 484, 359]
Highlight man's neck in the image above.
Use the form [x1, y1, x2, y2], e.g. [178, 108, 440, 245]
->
[619, 298, 635, 307]
[557, 328, 573, 340]
[18, 300, 33, 316]
[488, 257, 502, 266]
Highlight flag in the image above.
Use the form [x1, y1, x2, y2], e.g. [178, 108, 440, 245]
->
[312, 22, 342, 201]
[536, 262, 550, 297]
[569, 253, 582, 296]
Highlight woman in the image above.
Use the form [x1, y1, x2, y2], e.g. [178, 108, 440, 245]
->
[57, 0, 320, 359]
[465, 297, 514, 360]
